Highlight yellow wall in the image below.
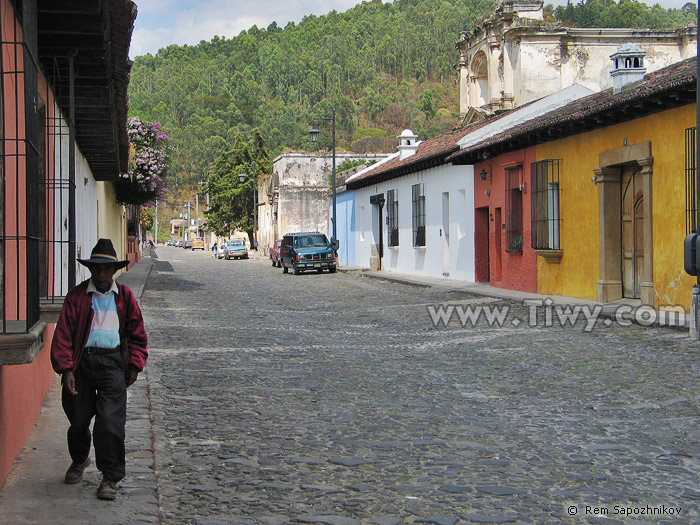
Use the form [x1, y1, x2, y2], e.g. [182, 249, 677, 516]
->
[96, 181, 127, 266]
[536, 104, 696, 309]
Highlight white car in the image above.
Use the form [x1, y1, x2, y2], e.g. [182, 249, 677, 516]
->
[223, 239, 248, 260]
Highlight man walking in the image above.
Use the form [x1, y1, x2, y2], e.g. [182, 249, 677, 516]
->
[51, 238, 148, 501]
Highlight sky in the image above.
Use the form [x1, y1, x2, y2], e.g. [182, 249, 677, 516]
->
[130, 0, 694, 58]
[131, 0, 365, 57]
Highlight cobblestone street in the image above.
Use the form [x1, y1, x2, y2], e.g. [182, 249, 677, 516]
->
[144, 247, 700, 524]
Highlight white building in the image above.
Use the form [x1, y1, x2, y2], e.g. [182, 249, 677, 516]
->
[347, 130, 476, 281]
[257, 152, 391, 254]
[456, 0, 697, 118]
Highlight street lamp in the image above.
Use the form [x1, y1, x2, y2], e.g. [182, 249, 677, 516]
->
[239, 160, 258, 250]
[309, 108, 339, 251]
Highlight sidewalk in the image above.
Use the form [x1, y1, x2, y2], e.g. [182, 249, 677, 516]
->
[340, 266, 691, 332]
[0, 251, 159, 525]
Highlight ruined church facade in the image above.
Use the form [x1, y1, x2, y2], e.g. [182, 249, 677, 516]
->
[456, 0, 697, 118]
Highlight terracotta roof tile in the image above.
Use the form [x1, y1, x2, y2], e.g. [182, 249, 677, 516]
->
[348, 56, 696, 188]
[447, 56, 697, 164]
[346, 111, 517, 189]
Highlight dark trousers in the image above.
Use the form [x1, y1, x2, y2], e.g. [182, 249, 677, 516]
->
[61, 350, 127, 482]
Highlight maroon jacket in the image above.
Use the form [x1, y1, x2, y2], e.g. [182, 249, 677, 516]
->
[50, 279, 148, 373]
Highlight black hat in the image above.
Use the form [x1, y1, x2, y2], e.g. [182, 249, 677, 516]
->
[77, 238, 129, 269]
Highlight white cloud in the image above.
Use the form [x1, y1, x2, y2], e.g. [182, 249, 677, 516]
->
[131, 0, 372, 57]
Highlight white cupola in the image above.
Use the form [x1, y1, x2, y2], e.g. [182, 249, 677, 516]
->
[610, 43, 646, 94]
[398, 129, 419, 161]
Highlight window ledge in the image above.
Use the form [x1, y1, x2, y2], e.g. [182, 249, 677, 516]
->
[535, 249, 564, 263]
[40, 301, 64, 323]
[0, 321, 48, 365]
[413, 245, 426, 250]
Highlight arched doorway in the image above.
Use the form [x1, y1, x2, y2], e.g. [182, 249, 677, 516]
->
[471, 51, 488, 107]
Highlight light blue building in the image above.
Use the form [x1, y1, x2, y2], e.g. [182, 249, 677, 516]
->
[335, 189, 356, 266]
[332, 157, 396, 268]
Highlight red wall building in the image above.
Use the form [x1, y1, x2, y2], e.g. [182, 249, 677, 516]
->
[474, 148, 538, 293]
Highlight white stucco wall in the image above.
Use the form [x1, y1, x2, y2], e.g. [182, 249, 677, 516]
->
[274, 153, 334, 239]
[51, 112, 71, 295]
[52, 112, 98, 292]
[268, 153, 391, 251]
[461, 24, 697, 115]
[75, 147, 97, 284]
[257, 173, 278, 254]
[516, 33, 691, 106]
[354, 164, 475, 282]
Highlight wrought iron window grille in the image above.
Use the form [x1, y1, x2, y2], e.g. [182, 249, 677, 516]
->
[387, 189, 399, 247]
[412, 183, 425, 247]
[1, 7, 41, 334]
[530, 159, 561, 251]
[505, 166, 523, 253]
[686, 127, 696, 235]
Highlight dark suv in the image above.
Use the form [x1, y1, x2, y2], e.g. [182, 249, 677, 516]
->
[280, 232, 337, 275]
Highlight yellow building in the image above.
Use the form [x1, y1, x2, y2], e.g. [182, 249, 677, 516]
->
[536, 103, 696, 310]
[450, 52, 697, 311]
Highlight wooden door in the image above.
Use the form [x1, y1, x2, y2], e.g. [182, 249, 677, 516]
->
[621, 165, 643, 299]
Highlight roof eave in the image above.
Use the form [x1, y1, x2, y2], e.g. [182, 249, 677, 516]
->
[36, 0, 136, 181]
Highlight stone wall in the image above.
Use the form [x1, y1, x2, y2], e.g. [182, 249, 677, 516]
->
[256, 153, 391, 254]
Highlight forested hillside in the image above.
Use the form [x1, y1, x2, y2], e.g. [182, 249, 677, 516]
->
[129, 0, 495, 193]
[128, 0, 697, 199]
[554, 0, 696, 28]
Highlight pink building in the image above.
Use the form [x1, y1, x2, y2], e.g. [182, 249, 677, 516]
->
[0, 0, 135, 487]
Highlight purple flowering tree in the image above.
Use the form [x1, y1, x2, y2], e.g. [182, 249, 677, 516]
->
[115, 116, 172, 206]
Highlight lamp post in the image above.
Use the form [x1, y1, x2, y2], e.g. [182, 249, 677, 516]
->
[309, 107, 338, 250]
[239, 159, 258, 250]
[198, 180, 209, 249]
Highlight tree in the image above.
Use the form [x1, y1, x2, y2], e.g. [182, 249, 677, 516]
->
[419, 89, 437, 118]
[204, 131, 271, 238]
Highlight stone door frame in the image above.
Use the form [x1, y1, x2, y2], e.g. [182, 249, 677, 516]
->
[593, 141, 654, 306]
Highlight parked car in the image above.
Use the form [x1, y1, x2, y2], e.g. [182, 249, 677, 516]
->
[176, 240, 184, 247]
[269, 239, 283, 267]
[191, 237, 205, 250]
[280, 232, 337, 275]
[183, 240, 192, 249]
[167, 239, 176, 246]
[223, 238, 248, 260]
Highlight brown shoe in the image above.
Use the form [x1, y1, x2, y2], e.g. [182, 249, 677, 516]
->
[96, 478, 118, 501]
[64, 457, 90, 484]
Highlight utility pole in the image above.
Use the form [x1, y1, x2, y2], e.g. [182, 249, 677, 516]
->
[200, 181, 210, 249]
[195, 193, 200, 238]
[253, 159, 257, 250]
[187, 201, 191, 240]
